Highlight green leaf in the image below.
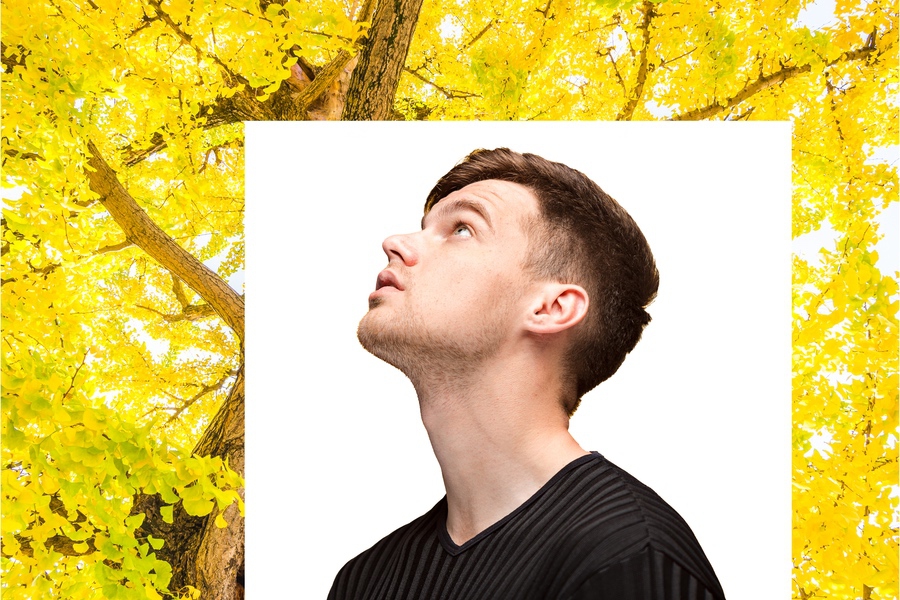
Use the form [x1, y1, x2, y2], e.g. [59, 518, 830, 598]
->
[125, 513, 145, 530]
[159, 483, 179, 505]
[182, 497, 214, 517]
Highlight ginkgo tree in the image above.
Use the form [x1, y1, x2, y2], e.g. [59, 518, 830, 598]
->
[2, 0, 896, 598]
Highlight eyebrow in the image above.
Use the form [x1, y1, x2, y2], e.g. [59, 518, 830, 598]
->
[421, 197, 494, 231]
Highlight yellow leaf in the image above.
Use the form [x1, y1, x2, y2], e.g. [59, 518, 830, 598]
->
[145, 584, 163, 600]
[53, 406, 73, 425]
[182, 497, 214, 517]
[40, 476, 60, 495]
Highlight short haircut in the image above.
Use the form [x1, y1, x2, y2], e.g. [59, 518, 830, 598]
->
[425, 148, 659, 415]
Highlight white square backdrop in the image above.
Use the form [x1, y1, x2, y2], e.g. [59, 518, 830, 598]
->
[245, 122, 792, 599]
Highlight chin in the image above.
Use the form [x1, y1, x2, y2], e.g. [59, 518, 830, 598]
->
[358, 315, 413, 374]
[357, 309, 439, 373]
[357, 311, 505, 383]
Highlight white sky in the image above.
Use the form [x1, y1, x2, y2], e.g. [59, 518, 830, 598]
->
[795, 0, 837, 30]
[244, 122, 792, 599]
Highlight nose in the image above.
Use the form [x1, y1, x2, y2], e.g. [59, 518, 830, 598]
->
[382, 232, 419, 267]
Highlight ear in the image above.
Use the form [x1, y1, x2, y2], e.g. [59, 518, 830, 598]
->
[524, 283, 589, 335]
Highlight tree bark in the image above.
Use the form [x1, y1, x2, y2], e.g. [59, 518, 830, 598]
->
[341, 0, 427, 120]
[84, 142, 246, 599]
[85, 141, 245, 343]
[131, 368, 245, 599]
[616, 1, 656, 121]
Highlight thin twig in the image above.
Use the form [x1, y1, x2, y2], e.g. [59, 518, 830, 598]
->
[403, 67, 479, 100]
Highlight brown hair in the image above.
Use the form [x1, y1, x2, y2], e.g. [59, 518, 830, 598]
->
[425, 148, 659, 414]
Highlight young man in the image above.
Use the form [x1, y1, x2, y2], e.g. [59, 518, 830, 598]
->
[328, 149, 726, 600]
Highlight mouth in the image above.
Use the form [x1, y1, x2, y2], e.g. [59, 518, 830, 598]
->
[375, 270, 404, 292]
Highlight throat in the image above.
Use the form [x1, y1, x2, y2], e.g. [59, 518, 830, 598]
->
[439, 449, 595, 551]
[426, 414, 589, 549]
[414, 357, 586, 550]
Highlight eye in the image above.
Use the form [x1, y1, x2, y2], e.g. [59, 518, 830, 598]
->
[452, 223, 473, 238]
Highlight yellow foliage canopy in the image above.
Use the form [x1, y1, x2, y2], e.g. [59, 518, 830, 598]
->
[1, 0, 896, 597]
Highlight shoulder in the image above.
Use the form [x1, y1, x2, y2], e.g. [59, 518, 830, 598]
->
[327, 500, 442, 600]
[565, 544, 726, 600]
[553, 454, 725, 599]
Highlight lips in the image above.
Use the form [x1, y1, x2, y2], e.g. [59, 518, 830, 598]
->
[375, 270, 404, 292]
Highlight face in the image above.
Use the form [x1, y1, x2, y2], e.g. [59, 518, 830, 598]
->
[357, 179, 542, 378]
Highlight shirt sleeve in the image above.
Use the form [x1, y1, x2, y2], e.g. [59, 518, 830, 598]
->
[566, 545, 726, 600]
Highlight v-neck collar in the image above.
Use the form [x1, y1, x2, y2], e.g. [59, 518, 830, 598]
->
[436, 451, 602, 556]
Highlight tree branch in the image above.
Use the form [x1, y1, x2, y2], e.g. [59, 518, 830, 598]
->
[403, 67, 479, 100]
[672, 45, 878, 121]
[166, 369, 238, 424]
[95, 240, 133, 254]
[11, 533, 96, 558]
[146, 0, 243, 85]
[61, 349, 90, 402]
[1, 261, 61, 286]
[294, 49, 356, 114]
[605, 49, 628, 94]
[85, 141, 244, 342]
[5, 495, 91, 558]
[136, 301, 218, 322]
[466, 20, 494, 49]
[616, 0, 655, 121]
[3, 148, 41, 161]
[122, 120, 245, 168]
[267, 0, 374, 119]
[0, 42, 28, 73]
[659, 47, 695, 69]
[172, 273, 190, 309]
[121, 132, 169, 168]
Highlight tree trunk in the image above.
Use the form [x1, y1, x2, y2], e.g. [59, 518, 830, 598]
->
[86, 143, 246, 599]
[131, 369, 245, 599]
[342, 0, 427, 120]
[79, 0, 430, 584]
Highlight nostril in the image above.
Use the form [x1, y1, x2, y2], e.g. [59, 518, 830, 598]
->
[382, 233, 418, 267]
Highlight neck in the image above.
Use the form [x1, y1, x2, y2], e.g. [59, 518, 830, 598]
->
[412, 352, 588, 546]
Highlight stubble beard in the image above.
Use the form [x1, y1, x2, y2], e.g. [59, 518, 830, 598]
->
[357, 298, 511, 385]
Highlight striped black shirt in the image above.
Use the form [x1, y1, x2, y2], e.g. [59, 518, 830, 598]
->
[328, 452, 726, 599]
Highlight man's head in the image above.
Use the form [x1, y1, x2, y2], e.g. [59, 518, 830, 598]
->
[424, 148, 659, 414]
[357, 179, 544, 384]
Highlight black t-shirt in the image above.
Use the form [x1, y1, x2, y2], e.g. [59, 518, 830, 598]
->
[328, 452, 726, 599]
